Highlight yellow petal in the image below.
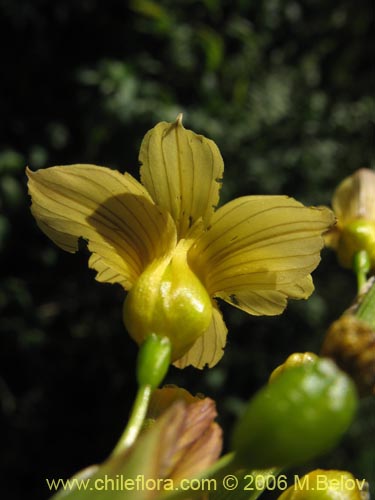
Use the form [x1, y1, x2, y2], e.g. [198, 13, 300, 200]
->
[190, 196, 334, 315]
[332, 168, 375, 226]
[324, 226, 340, 250]
[27, 165, 176, 290]
[219, 276, 314, 316]
[173, 301, 227, 369]
[139, 115, 224, 238]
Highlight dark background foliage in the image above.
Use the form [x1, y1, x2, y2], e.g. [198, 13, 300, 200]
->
[0, 0, 373, 498]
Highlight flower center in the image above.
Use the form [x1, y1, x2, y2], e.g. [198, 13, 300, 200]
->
[123, 241, 212, 361]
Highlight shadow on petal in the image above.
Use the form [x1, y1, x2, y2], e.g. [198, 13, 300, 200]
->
[86, 193, 177, 288]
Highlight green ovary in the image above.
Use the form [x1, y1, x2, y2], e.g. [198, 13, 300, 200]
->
[123, 249, 212, 361]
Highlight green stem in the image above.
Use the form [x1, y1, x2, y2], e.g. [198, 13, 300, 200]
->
[111, 384, 152, 457]
[353, 250, 371, 293]
[356, 280, 375, 329]
[110, 334, 171, 458]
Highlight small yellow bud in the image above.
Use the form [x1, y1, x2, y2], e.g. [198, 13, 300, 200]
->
[277, 469, 368, 500]
[269, 352, 318, 382]
[123, 244, 212, 361]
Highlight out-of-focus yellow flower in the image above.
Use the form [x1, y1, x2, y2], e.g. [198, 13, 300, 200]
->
[325, 168, 375, 270]
[277, 469, 368, 500]
[27, 116, 334, 368]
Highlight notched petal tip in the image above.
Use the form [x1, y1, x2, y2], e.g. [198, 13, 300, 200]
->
[175, 113, 183, 126]
[26, 165, 41, 192]
[139, 117, 224, 238]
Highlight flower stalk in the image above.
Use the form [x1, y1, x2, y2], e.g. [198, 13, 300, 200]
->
[111, 383, 152, 457]
[111, 334, 171, 456]
[353, 250, 371, 292]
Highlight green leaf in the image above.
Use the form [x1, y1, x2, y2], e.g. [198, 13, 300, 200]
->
[356, 279, 375, 329]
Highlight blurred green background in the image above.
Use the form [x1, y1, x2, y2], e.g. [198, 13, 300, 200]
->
[0, 0, 373, 498]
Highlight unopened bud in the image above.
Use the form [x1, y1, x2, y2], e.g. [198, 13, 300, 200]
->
[232, 358, 357, 469]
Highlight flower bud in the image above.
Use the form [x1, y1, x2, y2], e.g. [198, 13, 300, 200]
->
[123, 246, 212, 362]
[232, 358, 357, 469]
[338, 220, 375, 269]
[277, 469, 368, 500]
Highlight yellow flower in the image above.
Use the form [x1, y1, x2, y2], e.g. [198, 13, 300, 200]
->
[325, 168, 375, 269]
[27, 115, 334, 368]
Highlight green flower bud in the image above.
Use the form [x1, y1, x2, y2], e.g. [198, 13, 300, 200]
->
[232, 358, 358, 469]
[277, 469, 368, 500]
[123, 246, 212, 362]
